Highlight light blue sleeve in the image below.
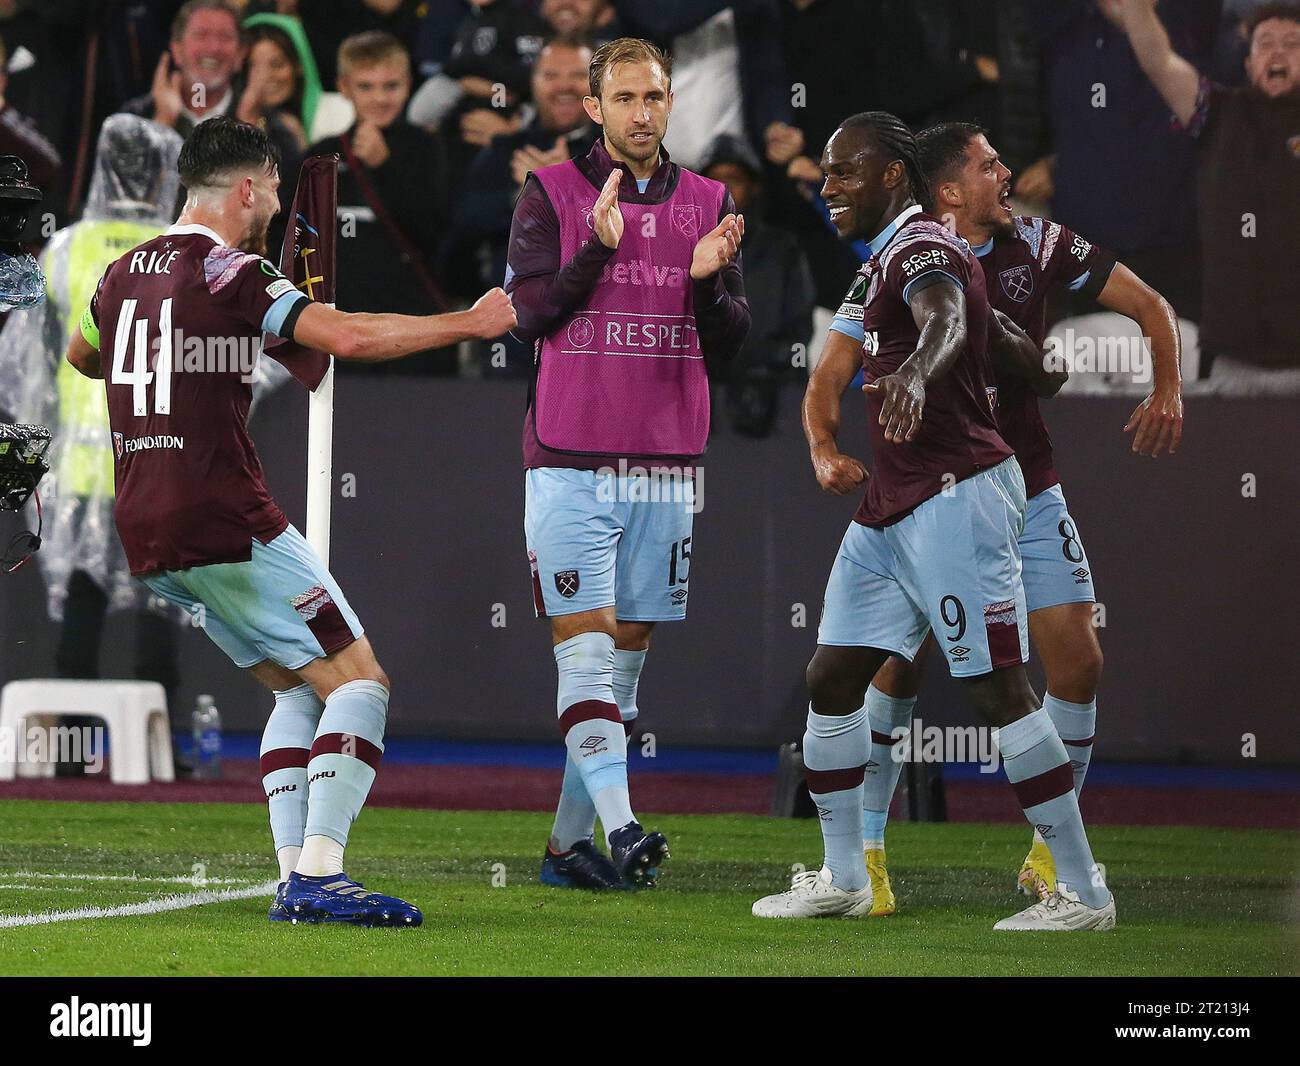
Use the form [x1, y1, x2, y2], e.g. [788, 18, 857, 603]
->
[828, 315, 866, 342]
[901, 269, 964, 305]
[261, 290, 309, 338]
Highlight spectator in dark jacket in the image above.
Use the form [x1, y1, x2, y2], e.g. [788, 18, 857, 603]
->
[312, 31, 456, 374]
[1028, 0, 1221, 321]
[408, 0, 548, 191]
[700, 133, 814, 437]
[301, 0, 424, 88]
[122, 0, 246, 138]
[0, 32, 60, 207]
[453, 36, 598, 342]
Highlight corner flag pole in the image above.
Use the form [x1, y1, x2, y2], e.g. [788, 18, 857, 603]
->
[269, 154, 339, 568]
[306, 350, 334, 566]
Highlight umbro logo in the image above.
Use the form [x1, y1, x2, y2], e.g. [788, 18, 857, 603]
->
[1072, 567, 1090, 582]
[949, 645, 971, 662]
[865, 760, 880, 770]
[671, 589, 688, 603]
[1035, 823, 1054, 838]
[578, 734, 607, 755]
[816, 805, 833, 820]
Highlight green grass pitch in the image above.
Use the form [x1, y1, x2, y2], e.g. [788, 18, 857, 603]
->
[0, 799, 1295, 976]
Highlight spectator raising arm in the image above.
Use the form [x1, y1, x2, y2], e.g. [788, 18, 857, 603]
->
[1100, 0, 1202, 125]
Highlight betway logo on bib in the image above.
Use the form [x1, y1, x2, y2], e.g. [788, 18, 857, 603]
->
[530, 157, 721, 457]
[597, 259, 689, 288]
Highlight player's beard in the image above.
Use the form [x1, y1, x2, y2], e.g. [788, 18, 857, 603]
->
[239, 213, 273, 257]
[988, 206, 1015, 236]
[608, 125, 663, 168]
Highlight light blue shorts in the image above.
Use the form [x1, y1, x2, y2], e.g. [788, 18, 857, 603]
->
[1020, 484, 1096, 612]
[818, 457, 1030, 677]
[140, 524, 364, 671]
[524, 468, 695, 622]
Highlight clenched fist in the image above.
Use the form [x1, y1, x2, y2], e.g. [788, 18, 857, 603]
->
[470, 287, 517, 338]
[811, 444, 867, 495]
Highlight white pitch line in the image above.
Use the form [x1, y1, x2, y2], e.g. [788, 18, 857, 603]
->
[0, 880, 278, 929]
[0, 883, 89, 894]
[3, 870, 262, 886]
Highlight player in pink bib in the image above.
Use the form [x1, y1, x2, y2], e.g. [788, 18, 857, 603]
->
[504, 38, 750, 890]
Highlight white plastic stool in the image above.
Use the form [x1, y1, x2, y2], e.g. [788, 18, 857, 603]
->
[0, 680, 174, 785]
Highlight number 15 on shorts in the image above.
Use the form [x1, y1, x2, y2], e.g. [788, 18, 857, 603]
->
[668, 536, 691, 586]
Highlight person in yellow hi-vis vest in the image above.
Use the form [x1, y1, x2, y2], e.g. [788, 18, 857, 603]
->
[0, 114, 185, 774]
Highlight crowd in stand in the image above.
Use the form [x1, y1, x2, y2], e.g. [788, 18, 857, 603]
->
[0, 0, 1296, 402]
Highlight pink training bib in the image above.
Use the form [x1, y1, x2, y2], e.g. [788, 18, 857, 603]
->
[531, 160, 723, 459]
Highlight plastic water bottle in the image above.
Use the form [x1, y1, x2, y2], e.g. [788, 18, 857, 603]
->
[192, 695, 222, 779]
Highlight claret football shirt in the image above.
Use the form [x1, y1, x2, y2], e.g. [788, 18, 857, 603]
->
[831, 206, 1011, 527]
[974, 216, 1113, 497]
[81, 223, 310, 574]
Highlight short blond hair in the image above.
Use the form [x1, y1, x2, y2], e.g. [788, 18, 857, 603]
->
[588, 37, 671, 99]
[337, 31, 410, 79]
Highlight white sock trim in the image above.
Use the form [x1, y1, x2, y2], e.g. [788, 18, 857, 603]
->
[295, 834, 346, 877]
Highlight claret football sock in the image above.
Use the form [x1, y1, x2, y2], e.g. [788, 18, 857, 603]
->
[803, 704, 870, 892]
[260, 682, 323, 881]
[554, 632, 635, 842]
[861, 685, 915, 848]
[549, 647, 646, 851]
[297, 679, 388, 875]
[995, 707, 1108, 907]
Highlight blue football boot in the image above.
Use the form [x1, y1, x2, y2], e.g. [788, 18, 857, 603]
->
[268, 881, 291, 922]
[279, 871, 423, 927]
[539, 839, 628, 890]
[609, 821, 670, 888]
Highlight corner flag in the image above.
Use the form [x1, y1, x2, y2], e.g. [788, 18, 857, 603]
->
[266, 154, 338, 562]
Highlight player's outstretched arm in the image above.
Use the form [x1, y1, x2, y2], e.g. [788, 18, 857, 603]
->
[989, 308, 1067, 398]
[1098, 262, 1184, 457]
[292, 288, 517, 363]
[803, 328, 867, 495]
[864, 280, 967, 444]
[65, 328, 103, 380]
[1100, 0, 1201, 127]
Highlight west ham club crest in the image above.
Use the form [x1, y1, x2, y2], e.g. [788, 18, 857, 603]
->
[672, 204, 702, 239]
[998, 264, 1033, 303]
[554, 570, 580, 598]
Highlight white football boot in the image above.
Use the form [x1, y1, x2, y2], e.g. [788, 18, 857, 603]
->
[752, 866, 874, 918]
[994, 883, 1116, 931]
